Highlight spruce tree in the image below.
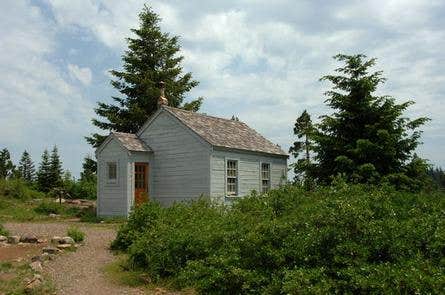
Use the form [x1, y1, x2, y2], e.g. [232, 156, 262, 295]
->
[37, 149, 52, 192]
[49, 146, 63, 188]
[0, 148, 14, 179]
[289, 110, 314, 184]
[80, 155, 96, 181]
[86, 5, 202, 147]
[18, 150, 35, 183]
[313, 54, 429, 189]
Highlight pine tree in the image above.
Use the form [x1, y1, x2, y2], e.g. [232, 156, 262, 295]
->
[313, 54, 430, 189]
[80, 155, 97, 181]
[0, 148, 14, 179]
[86, 5, 202, 147]
[18, 150, 35, 182]
[289, 110, 314, 185]
[49, 146, 63, 188]
[37, 149, 52, 192]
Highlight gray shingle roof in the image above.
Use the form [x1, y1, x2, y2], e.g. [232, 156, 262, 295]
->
[164, 106, 287, 156]
[112, 132, 151, 152]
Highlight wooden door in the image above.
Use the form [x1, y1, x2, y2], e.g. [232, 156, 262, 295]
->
[134, 163, 149, 206]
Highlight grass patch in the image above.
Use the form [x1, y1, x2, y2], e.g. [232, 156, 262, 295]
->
[67, 227, 85, 243]
[0, 261, 55, 295]
[0, 223, 9, 236]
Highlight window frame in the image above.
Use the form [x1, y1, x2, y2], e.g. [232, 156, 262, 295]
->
[225, 159, 239, 196]
[260, 162, 271, 193]
[106, 161, 118, 184]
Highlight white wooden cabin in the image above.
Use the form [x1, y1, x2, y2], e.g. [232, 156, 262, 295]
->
[96, 98, 287, 217]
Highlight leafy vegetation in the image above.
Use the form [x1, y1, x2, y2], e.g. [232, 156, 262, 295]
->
[0, 178, 44, 200]
[0, 261, 55, 294]
[113, 184, 445, 294]
[0, 223, 8, 236]
[67, 226, 85, 243]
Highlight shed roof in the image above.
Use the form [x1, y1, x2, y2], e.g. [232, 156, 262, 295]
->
[112, 132, 151, 152]
[163, 106, 287, 156]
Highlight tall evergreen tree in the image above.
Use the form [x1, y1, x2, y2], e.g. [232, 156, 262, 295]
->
[0, 148, 14, 179]
[312, 54, 429, 189]
[289, 110, 314, 184]
[18, 150, 35, 182]
[86, 5, 202, 147]
[80, 155, 97, 181]
[49, 146, 63, 188]
[37, 149, 52, 192]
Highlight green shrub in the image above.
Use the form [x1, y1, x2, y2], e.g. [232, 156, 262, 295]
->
[114, 185, 445, 294]
[0, 179, 44, 199]
[0, 224, 8, 236]
[34, 201, 63, 215]
[67, 227, 85, 243]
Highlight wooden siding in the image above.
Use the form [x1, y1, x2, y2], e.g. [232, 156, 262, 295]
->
[96, 138, 129, 216]
[139, 111, 211, 206]
[210, 149, 287, 202]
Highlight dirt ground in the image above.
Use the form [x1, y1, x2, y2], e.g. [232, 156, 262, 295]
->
[4, 222, 145, 295]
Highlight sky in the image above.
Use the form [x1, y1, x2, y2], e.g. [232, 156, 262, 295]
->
[0, 0, 444, 178]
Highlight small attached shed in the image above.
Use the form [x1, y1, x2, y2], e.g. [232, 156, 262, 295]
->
[96, 105, 288, 217]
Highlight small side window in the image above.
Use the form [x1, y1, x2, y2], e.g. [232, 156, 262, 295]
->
[226, 160, 238, 196]
[107, 162, 117, 183]
[261, 163, 270, 193]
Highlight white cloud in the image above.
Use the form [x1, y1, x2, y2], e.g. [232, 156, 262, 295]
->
[68, 63, 92, 85]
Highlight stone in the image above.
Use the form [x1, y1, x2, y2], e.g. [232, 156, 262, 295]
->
[57, 244, 73, 250]
[7, 235, 20, 244]
[49, 213, 59, 218]
[24, 274, 43, 293]
[37, 238, 46, 244]
[41, 252, 56, 261]
[60, 236, 75, 244]
[29, 261, 43, 272]
[42, 247, 60, 255]
[20, 233, 38, 243]
[0, 235, 7, 242]
[50, 236, 62, 244]
[31, 255, 42, 262]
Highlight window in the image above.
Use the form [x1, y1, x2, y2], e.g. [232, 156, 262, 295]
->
[261, 163, 270, 192]
[226, 160, 238, 196]
[107, 162, 117, 183]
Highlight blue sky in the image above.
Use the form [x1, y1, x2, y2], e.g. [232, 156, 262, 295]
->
[1, 0, 444, 177]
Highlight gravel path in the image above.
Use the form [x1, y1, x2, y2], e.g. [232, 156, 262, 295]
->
[5, 222, 145, 295]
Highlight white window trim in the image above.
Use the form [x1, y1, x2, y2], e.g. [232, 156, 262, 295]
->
[260, 162, 271, 193]
[106, 161, 119, 184]
[225, 158, 239, 197]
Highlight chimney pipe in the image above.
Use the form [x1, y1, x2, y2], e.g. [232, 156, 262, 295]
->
[157, 81, 168, 107]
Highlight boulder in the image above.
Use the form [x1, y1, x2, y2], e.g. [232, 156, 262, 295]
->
[7, 235, 20, 244]
[57, 244, 72, 250]
[24, 274, 43, 294]
[20, 233, 38, 243]
[41, 252, 56, 261]
[60, 236, 75, 244]
[42, 247, 60, 255]
[29, 261, 43, 272]
[50, 236, 62, 244]
[49, 213, 59, 218]
[0, 235, 7, 242]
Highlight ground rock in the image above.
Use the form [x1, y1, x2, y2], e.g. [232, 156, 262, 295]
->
[42, 247, 60, 255]
[49, 213, 60, 218]
[0, 235, 7, 242]
[7, 235, 20, 244]
[61, 236, 75, 244]
[20, 233, 38, 243]
[24, 274, 43, 293]
[51, 236, 62, 244]
[29, 261, 43, 272]
[41, 252, 56, 261]
[57, 244, 72, 250]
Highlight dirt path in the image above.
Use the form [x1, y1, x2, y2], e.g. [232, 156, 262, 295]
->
[4, 222, 145, 295]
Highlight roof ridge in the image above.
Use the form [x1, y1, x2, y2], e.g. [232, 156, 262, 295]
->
[164, 106, 247, 125]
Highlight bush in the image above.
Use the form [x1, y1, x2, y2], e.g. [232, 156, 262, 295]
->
[67, 227, 85, 243]
[0, 224, 8, 236]
[0, 179, 44, 199]
[34, 201, 63, 215]
[113, 185, 445, 294]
